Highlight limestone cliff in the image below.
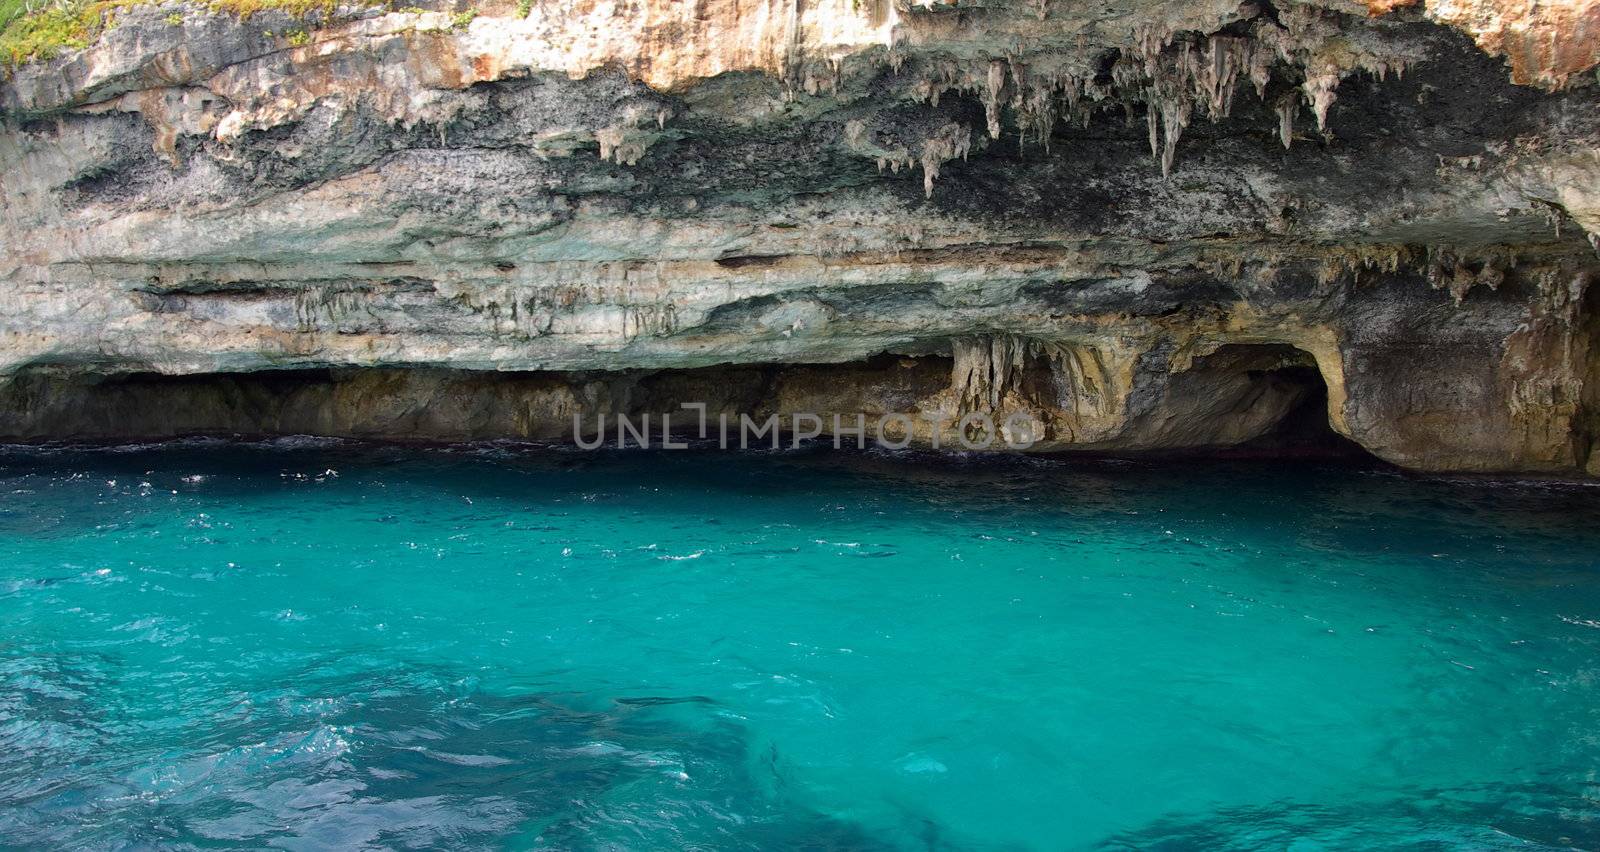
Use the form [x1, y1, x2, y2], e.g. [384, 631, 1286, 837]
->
[1, 0, 1598, 472]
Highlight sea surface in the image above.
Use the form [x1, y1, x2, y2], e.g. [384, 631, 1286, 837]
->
[3, 440, 1600, 850]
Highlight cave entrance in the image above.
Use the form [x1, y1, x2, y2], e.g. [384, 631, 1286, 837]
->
[0, 347, 1374, 460]
[1157, 343, 1370, 459]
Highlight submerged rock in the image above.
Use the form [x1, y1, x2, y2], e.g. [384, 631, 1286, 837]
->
[0, 0, 1597, 473]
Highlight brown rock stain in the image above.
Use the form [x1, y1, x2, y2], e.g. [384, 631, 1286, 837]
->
[1367, 0, 1600, 89]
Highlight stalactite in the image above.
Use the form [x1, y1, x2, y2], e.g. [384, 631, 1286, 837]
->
[1146, 99, 1160, 158]
[1062, 71, 1083, 114]
[1017, 80, 1057, 150]
[950, 337, 1113, 426]
[1193, 35, 1246, 120]
[952, 336, 1031, 411]
[984, 60, 1007, 139]
[1276, 95, 1296, 149]
[1423, 247, 1524, 305]
[1043, 343, 1110, 421]
[1301, 64, 1341, 131]
[879, 9, 1417, 179]
[1247, 41, 1273, 98]
[1159, 96, 1192, 178]
[920, 123, 972, 197]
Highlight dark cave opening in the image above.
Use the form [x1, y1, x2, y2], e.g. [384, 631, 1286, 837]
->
[1156, 343, 1374, 461]
[0, 348, 1375, 462]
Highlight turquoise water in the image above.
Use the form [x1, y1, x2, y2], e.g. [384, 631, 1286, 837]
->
[4, 441, 1600, 850]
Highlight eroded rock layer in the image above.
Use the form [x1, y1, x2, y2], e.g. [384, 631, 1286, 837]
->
[2, 0, 1598, 472]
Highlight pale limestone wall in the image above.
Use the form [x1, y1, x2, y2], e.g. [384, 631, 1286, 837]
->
[1, 0, 1598, 472]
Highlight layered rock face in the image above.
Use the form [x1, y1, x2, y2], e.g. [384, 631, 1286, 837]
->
[1, 0, 1598, 472]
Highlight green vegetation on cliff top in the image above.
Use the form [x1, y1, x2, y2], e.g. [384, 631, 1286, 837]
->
[0, 0, 352, 68]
